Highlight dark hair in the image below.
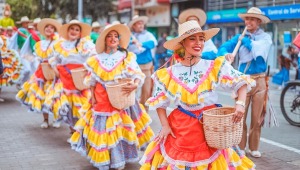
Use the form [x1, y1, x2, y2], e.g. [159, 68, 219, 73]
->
[68, 24, 82, 52]
[118, 47, 128, 57]
[118, 47, 128, 65]
[74, 38, 81, 52]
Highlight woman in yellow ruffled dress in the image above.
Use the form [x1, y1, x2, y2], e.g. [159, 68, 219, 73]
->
[0, 34, 22, 89]
[44, 20, 96, 135]
[70, 23, 154, 170]
[16, 18, 62, 128]
[139, 20, 257, 170]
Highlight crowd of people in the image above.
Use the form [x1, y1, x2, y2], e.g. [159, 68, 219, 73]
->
[1, 3, 295, 170]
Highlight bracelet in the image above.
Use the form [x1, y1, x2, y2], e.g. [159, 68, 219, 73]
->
[236, 100, 245, 107]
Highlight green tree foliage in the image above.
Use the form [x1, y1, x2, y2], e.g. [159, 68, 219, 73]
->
[6, 0, 39, 22]
[7, 0, 114, 23]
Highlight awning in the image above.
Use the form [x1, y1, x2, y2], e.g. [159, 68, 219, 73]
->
[157, 0, 170, 3]
[135, 0, 170, 9]
[118, 0, 131, 10]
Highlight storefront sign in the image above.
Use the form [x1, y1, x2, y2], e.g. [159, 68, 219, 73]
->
[146, 5, 170, 27]
[260, 4, 300, 20]
[206, 8, 246, 24]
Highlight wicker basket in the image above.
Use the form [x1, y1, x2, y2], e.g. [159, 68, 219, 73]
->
[105, 78, 136, 110]
[202, 107, 243, 149]
[70, 68, 89, 91]
[41, 63, 56, 81]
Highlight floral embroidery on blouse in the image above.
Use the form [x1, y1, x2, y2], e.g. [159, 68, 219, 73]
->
[147, 56, 256, 111]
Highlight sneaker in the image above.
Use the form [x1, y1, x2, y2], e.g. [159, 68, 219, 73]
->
[0, 98, 4, 102]
[40, 122, 49, 128]
[52, 120, 61, 128]
[67, 137, 71, 144]
[249, 150, 261, 158]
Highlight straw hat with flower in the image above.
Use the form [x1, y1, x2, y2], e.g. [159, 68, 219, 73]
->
[238, 7, 270, 24]
[164, 20, 220, 51]
[37, 18, 62, 37]
[95, 23, 131, 54]
[178, 8, 207, 26]
[59, 20, 92, 39]
[128, 15, 148, 29]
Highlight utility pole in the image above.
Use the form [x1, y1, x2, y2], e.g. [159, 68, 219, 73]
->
[78, 0, 83, 21]
[131, 0, 135, 18]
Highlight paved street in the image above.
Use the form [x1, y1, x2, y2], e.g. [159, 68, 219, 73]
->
[0, 83, 300, 170]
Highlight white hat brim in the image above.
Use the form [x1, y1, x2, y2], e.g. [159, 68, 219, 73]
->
[96, 24, 131, 54]
[238, 13, 270, 24]
[16, 20, 32, 24]
[37, 18, 62, 37]
[178, 8, 207, 26]
[128, 16, 148, 29]
[59, 22, 92, 39]
[164, 28, 220, 51]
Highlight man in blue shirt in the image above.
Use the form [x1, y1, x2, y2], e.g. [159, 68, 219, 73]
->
[128, 15, 157, 110]
[218, 7, 272, 158]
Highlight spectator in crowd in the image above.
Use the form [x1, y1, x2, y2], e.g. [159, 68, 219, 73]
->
[128, 15, 157, 111]
[287, 45, 300, 80]
[0, 4, 15, 28]
[272, 49, 295, 89]
[154, 32, 169, 70]
[90, 21, 101, 44]
[218, 7, 272, 158]
[16, 16, 31, 50]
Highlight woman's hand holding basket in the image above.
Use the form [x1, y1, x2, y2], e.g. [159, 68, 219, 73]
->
[122, 81, 138, 96]
[232, 104, 245, 123]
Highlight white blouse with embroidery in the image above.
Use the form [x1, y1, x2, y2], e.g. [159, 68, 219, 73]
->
[147, 57, 256, 111]
[50, 38, 96, 67]
[84, 50, 145, 87]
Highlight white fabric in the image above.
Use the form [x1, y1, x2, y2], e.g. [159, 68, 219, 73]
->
[20, 36, 32, 58]
[239, 29, 272, 64]
[203, 39, 217, 53]
[151, 59, 254, 111]
[7, 32, 18, 51]
[90, 51, 145, 86]
[128, 31, 157, 55]
[51, 39, 96, 67]
[0, 36, 3, 48]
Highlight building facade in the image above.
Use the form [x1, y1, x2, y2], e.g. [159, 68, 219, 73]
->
[205, 0, 300, 70]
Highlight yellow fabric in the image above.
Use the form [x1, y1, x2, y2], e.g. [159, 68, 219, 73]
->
[71, 108, 154, 163]
[16, 75, 57, 117]
[44, 80, 89, 119]
[53, 39, 86, 58]
[34, 41, 54, 59]
[1, 46, 22, 86]
[147, 57, 255, 108]
[140, 141, 255, 170]
[88, 147, 110, 164]
[85, 52, 143, 82]
[147, 58, 221, 107]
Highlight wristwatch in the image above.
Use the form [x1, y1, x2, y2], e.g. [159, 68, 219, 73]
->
[236, 100, 245, 107]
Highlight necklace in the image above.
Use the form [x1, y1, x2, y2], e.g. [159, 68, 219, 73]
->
[180, 56, 200, 75]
